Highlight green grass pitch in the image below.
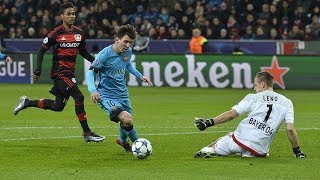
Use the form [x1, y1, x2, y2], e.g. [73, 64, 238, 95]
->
[0, 84, 319, 179]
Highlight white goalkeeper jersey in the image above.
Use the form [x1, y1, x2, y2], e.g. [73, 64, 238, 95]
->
[231, 90, 294, 156]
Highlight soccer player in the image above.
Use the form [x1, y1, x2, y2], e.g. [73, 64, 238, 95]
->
[0, 52, 13, 63]
[194, 71, 306, 158]
[86, 24, 153, 152]
[13, 2, 105, 143]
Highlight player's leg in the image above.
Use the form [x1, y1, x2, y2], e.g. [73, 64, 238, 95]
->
[195, 132, 241, 158]
[118, 99, 138, 143]
[13, 86, 68, 115]
[99, 98, 136, 152]
[69, 85, 105, 143]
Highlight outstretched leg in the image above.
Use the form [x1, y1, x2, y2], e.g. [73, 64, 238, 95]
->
[13, 94, 67, 115]
[70, 86, 105, 143]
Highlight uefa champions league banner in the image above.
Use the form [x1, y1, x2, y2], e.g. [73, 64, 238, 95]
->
[0, 53, 32, 83]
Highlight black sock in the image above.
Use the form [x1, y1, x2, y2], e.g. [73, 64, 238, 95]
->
[121, 125, 133, 131]
[27, 100, 38, 107]
[80, 120, 91, 133]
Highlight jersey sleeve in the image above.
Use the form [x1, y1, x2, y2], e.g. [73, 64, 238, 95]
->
[284, 100, 294, 123]
[232, 94, 253, 115]
[90, 47, 108, 71]
[78, 33, 87, 50]
[127, 62, 143, 78]
[0, 52, 6, 60]
[41, 34, 55, 50]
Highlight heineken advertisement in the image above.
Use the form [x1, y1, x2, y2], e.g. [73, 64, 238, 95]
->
[23, 54, 320, 90]
[128, 54, 320, 90]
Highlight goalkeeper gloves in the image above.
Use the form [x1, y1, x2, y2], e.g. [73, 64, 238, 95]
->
[194, 117, 215, 131]
[293, 146, 306, 158]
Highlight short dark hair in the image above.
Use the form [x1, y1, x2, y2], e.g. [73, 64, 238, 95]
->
[255, 71, 273, 87]
[116, 24, 137, 39]
[60, 2, 74, 14]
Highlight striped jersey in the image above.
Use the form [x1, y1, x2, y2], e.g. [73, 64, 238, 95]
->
[41, 25, 87, 76]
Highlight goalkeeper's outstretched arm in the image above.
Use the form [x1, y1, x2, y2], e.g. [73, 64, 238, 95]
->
[286, 123, 306, 158]
[211, 109, 239, 125]
[195, 109, 239, 131]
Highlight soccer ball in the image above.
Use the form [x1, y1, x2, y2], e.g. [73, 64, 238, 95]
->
[132, 138, 152, 159]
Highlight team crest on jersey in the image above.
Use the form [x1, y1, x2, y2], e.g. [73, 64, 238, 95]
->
[124, 56, 129, 61]
[74, 34, 81, 41]
[71, 78, 76, 83]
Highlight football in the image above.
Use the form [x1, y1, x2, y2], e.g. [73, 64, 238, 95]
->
[132, 138, 152, 159]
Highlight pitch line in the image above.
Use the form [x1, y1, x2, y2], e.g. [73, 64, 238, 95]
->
[0, 127, 319, 142]
[1, 126, 320, 130]
[1, 131, 225, 142]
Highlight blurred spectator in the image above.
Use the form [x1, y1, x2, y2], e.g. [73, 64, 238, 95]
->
[0, 0, 319, 41]
[179, 15, 193, 37]
[218, 28, 228, 39]
[241, 25, 255, 40]
[307, 15, 320, 40]
[171, 2, 184, 24]
[288, 25, 305, 40]
[177, 28, 188, 39]
[210, 16, 225, 39]
[279, 16, 291, 39]
[230, 28, 241, 40]
[140, 18, 153, 36]
[26, 27, 36, 38]
[148, 27, 157, 39]
[219, 2, 229, 25]
[255, 26, 268, 39]
[169, 28, 178, 39]
[269, 28, 282, 40]
[159, 6, 169, 24]
[155, 25, 169, 39]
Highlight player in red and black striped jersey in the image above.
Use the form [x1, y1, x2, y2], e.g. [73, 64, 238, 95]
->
[13, 2, 105, 143]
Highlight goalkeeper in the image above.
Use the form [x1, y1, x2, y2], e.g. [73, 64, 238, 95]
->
[194, 71, 306, 158]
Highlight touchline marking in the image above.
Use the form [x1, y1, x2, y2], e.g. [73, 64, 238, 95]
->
[1, 131, 225, 142]
[0, 127, 318, 142]
[0, 126, 234, 130]
[1, 126, 319, 130]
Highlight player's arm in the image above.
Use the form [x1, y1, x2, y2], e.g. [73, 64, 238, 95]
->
[127, 62, 153, 86]
[194, 109, 239, 131]
[86, 55, 104, 103]
[79, 49, 94, 62]
[286, 123, 306, 158]
[86, 68, 101, 103]
[0, 52, 13, 63]
[32, 46, 47, 82]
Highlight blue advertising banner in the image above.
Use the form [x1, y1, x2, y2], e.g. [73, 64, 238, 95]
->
[0, 53, 32, 83]
[4, 39, 276, 55]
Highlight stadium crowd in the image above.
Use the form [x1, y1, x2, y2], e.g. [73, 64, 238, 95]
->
[0, 0, 320, 41]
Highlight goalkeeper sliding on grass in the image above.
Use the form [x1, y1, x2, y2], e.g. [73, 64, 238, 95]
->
[194, 71, 306, 158]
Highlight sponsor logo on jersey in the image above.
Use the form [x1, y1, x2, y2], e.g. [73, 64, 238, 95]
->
[60, 42, 80, 47]
[61, 36, 66, 41]
[74, 34, 81, 41]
